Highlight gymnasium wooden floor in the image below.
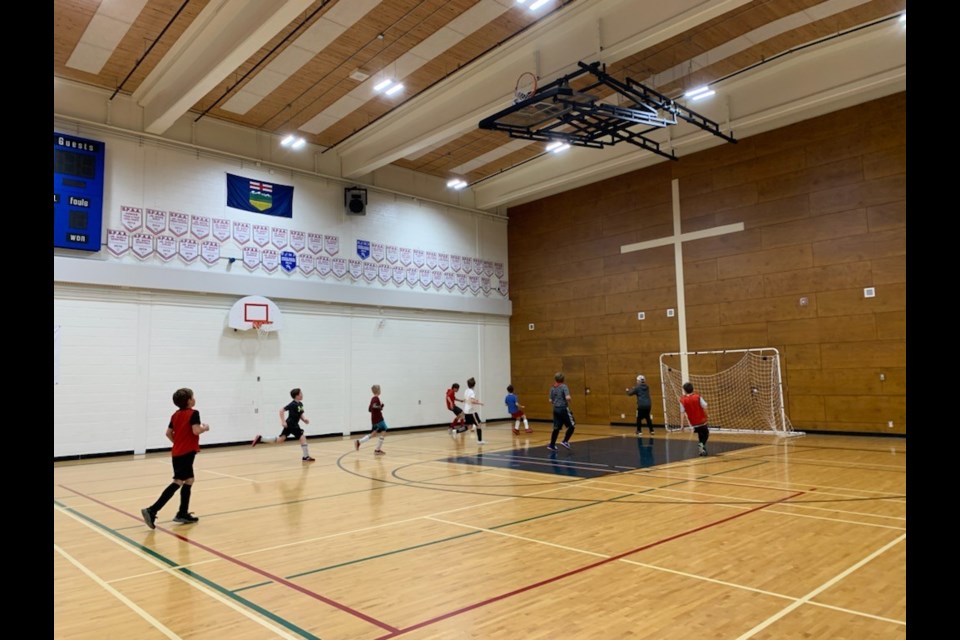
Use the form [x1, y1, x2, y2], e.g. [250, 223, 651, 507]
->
[54, 423, 906, 639]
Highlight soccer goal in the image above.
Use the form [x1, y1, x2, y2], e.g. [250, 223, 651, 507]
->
[659, 348, 802, 437]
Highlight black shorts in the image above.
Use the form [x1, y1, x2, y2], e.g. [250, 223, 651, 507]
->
[172, 451, 197, 481]
[465, 413, 479, 425]
[281, 424, 304, 439]
[552, 406, 575, 430]
[449, 406, 463, 416]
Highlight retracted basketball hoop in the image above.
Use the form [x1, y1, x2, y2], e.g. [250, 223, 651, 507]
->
[514, 72, 538, 104]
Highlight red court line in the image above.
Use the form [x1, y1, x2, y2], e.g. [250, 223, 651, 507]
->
[58, 484, 400, 634]
[375, 489, 806, 639]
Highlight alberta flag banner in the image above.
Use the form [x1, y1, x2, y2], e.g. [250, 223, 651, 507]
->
[226, 173, 294, 218]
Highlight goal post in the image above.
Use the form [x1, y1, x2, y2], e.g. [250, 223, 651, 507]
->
[659, 348, 802, 437]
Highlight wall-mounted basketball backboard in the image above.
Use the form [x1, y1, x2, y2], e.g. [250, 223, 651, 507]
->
[228, 295, 284, 333]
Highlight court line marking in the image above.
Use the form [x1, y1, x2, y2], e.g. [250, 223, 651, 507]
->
[618, 556, 904, 626]
[374, 490, 806, 638]
[54, 544, 182, 639]
[734, 533, 907, 638]
[716, 473, 906, 499]
[54, 504, 310, 640]
[765, 501, 905, 521]
[578, 481, 906, 530]
[59, 484, 400, 635]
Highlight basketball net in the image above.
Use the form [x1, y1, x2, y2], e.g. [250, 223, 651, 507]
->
[252, 320, 272, 339]
[514, 72, 538, 104]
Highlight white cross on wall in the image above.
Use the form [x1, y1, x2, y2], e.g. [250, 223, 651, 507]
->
[620, 179, 744, 381]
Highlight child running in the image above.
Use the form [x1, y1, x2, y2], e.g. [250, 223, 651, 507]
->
[355, 384, 387, 455]
[446, 382, 466, 432]
[505, 384, 531, 435]
[679, 382, 710, 456]
[251, 388, 315, 461]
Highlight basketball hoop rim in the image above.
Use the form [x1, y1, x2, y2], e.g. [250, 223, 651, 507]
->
[515, 72, 538, 103]
[251, 320, 273, 336]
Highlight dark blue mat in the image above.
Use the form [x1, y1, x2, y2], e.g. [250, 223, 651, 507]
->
[445, 436, 757, 478]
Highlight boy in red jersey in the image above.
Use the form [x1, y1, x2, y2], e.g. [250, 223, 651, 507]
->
[141, 388, 210, 529]
[354, 384, 388, 455]
[446, 383, 466, 432]
[679, 382, 710, 456]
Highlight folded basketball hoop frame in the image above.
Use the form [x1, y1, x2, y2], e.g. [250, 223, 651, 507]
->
[479, 61, 736, 160]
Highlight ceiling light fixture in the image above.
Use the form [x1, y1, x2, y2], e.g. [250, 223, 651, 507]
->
[684, 86, 710, 99]
[374, 79, 394, 92]
[689, 89, 715, 102]
[546, 141, 570, 153]
[529, 0, 550, 10]
[384, 83, 404, 96]
[280, 134, 306, 149]
[447, 178, 468, 190]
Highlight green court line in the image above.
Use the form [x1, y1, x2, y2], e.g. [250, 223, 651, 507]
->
[54, 499, 322, 640]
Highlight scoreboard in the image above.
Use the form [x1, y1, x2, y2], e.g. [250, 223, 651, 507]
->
[54, 132, 104, 251]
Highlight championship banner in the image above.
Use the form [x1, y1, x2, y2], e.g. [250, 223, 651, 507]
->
[201, 240, 220, 265]
[299, 253, 315, 274]
[290, 230, 306, 252]
[261, 249, 280, 272]
[121, 206, 142, 231]
[132, 233, 153, 260]
[156, 235, 176, 261]
[146, 209, 166, 234]
[226, 173, 293, 218]
[191, 215, 210, 239]
[107, 229, 129, 256]
[178, 238, 199, 263]
[212, 218, 231, 241]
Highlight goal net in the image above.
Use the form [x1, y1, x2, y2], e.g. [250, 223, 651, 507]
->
[659, 348, 802, 436]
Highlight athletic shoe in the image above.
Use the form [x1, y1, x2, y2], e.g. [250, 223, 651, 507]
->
[251, 435, 262, 447]
[355, 440, 360, 451]
[636, 432, 643, 438]
[560, 441, 571, 449]
[525, 429, 532, 434]
[478, 440, 486, 445]
[141, 508, 156, 530]
[374, 449, 386, 456]
[302, 456, 316, 462]
[173, 512, 199, 524]
[513, 429, 520, 435]
[546, 444, 557, 451]
[456, 426, 468, 433]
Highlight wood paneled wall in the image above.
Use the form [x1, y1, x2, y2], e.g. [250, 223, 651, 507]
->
[507, 93, 906, 435]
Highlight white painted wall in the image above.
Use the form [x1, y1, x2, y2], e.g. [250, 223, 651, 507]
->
[53, 125, 512, 457]
[54, 286, 510, 458]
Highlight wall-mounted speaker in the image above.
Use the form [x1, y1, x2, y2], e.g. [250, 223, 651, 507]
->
[344, 187, 367, 215]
